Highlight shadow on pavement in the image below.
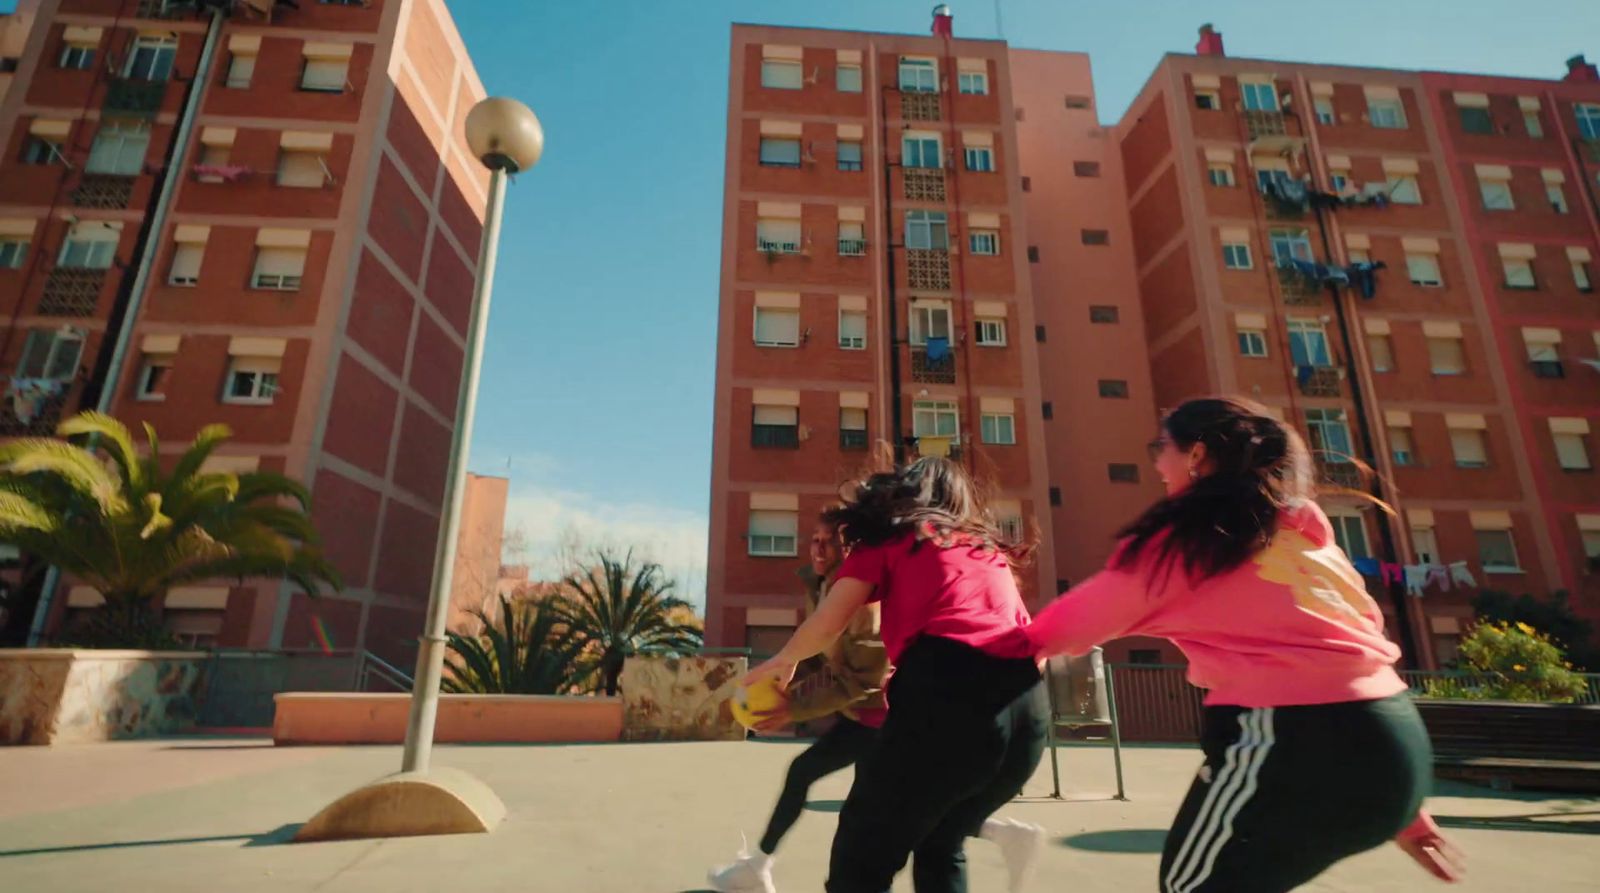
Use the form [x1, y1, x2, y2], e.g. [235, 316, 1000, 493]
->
[0, 823, 303, 858]
[1056, 828, 1168, 854]
[804, 799, 845, 813]
[1435, 811, 1600, 836]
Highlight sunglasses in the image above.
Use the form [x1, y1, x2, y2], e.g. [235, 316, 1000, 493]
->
[1146, 436, 1171, 462]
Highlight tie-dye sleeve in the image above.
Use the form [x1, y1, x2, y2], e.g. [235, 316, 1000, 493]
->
[1025, 561, 1162, 657]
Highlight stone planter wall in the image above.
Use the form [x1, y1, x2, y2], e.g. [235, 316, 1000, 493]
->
[619, 654, 747, 742]
[272, 692, 624, 745]
[0, 649, 208, 745]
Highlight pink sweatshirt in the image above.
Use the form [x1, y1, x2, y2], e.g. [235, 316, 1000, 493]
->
[1026, 502, 1408, 708]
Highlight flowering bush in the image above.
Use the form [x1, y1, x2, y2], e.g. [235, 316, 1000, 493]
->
[1424, 622, 1592, 703]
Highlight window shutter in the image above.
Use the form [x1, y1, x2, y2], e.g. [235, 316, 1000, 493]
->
[302, 57, 348, 91]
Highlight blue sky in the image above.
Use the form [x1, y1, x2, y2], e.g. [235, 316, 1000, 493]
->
[449, 0, 1594, 602]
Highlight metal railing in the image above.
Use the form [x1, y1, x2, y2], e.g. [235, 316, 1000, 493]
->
[71, 173, 136, 209]
[40, 267, 107, 316]
[903, 167, 946, 201]
[838, 238, 867, 256]
[1317, 458, 1364, 490]
[757, 238, 800, 255]
[840, 428, 869, 450]
[1243, 109, 1287, 139]
[751, 424, 800, 448]
[104, 78, 167, 116]
[1107, 663, 1205, 743]
[910, 346, 956, 383]
[1297, 366, 1343, 397]
[1276, 265, 1323, 305]
[358, 649, 414, 692]
[1400, 669, 1600, 705]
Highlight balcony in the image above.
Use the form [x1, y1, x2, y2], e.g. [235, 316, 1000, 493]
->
[915, 435, 962, 461]
[900, 92, 942, 122]
[910, 346, 956, 384]
[905, 248, 952, 290]
[840, 429, 868, 450]
[903, 167, 946, 201]
[71, 173, 136, 210]
[1316, 458, 1364, 492]
[0, 379, 71, 437]
[1581, 139, 1600, 164]
[756, 238, 801, 256]
[751, 424, 799, 449]
[39, 268, 107, 317]
[1277, 266, 1323, 306]
[1296, 365, 1343, 398]
[136, 0, 192, 18]
[1243, 109, 1287, 139]
[1530, 360, 1565, 379]
[104, 78, 167, 117]
[838, 238, 867, 257]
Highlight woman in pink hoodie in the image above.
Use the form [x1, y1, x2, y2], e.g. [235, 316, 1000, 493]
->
[1027, 397, 1464, 892]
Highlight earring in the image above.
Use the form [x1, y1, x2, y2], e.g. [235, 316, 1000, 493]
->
[1188, 467, 1199, 480]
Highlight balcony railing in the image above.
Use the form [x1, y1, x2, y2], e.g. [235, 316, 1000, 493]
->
[71, 173, 136, 209]
[756, 238, 801, 255]
[137, 0, 192, 18]
[905, 248, 952, 290]
[838, 159, 863, 172]
[900, 92, 942, 122]
[1530, 360, 1565, 379]
[914, 435, 962, 461]
[104, 78, 167, 116]
[910, 346, 956, 384]
[840, 429, 868, 450]
[751, 424, 799, 449]
[1277, 266, 1322, 305]
[1, 380, 72, 437]
[1243, 109, 1287, 139]
[39, 268, 107, 316]
[1317, 459, 1364, 491]
[1296, 365, 1343, 397]
[903, 166, 946, 201]
[838, 238, 867, 256]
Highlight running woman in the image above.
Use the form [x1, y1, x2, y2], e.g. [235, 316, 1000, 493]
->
[1026, 397, 1465, 892]
[745, 459, 1049, 893]
[710, 520, 1043, 893]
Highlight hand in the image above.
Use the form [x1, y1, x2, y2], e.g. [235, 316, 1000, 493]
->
[1395, 828, 1464, 883]
[742, 656, 798, 691]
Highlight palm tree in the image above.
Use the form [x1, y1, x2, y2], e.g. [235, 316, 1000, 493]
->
[554, 550, 703, 696]
[443, 594, 589, 694]
[0, 412, 340, 646]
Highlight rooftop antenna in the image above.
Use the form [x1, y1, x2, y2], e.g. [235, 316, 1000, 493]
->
[994, 0, 1005, 40]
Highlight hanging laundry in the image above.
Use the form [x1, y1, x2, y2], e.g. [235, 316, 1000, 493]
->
[1308, 189, 1344, 211]
[1381, 562, 1405, 585]
[1403, 564, 1430, 597]
[5, 378, 64, 425]
[1266, 178, 1311, 215]
[924, 336, 951, 362]
[1351, 557, 1381, 578]
[1296, 365, 1316, 386]
[1448, 561, 1477, 589]
[1425, 564, 1451, 592]
[1346, 261, 1388, 299]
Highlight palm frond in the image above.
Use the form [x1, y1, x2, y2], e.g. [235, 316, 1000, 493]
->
[57, 411, 144, 493]
[166, 424, 233, 487]
[0, 439, 127, 515]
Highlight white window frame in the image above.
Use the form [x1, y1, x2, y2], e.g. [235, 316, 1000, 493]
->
[747, 510, 799, 557]
[1305, 407, 1354, 461]
[135, 354, 173, 401]
[1411, 526, 1440, 564]
[1389, 425, 1415, 466]
[86, 119, 151, 176]
[838, 309, 866, 350]
[1240, 81, 1278, 112]
[957, 71, 988, 95]
[909, 302, 952, 346]
[1367, 333, 1396, 372]
[58, 227, 118, 269]
[752, 306, 800, 348]
[975, 318, 1006, 346]
[223, 365, 280, 405]
[18, 328, 84, 380]
[277, 150, 328, 188]
[903, 133, 942, 169]
[1547, 182, 1569, 214]
[1268, 229, 1314, 265]
[1576, 103, 1600, 140]
[250, 247, 306, 290]
[755, 218, 802, 254]
[167, 240, 203, 286]
[1554, 431, 1592, 471]
[125, 33, 177, 81]
[1369, 98, 1407, 129]
[1207, 163, 1235, 187]
[760, 59, 803, 90]
[1286, 319, 1333, 367]
[1428, 337, 1467, 376]
[1475, 528, 1521, 573]
[226, 51, 256, 89]
[1479, 177, 1514, 211]
[912, 400, 959, 438]
[1450, 428, 1489, 468]
[904, 210, 949, 250]
[1329, 512, 1371, 560]
[980, 412, 1016, 445]
[0, 238, 27, 269]
[837, 140, 863, 171]
[968, 229, 999, 255]
[1503, 257, 1536, 289]
[1330, 171, 1352, 193]
[835, 64, 862, 93]
[1575, 260, 1593, 292]
[963, 145, 994, 172]
[1314, 97, 1336, 125]
[1406, 253, 1443, 287]
[300, 54, 349, 93]
[838, 221, 866, 256]
[1387, 174, 1422, 204]
[899, 57, 937, 94]
[1524, 110, 1544, 138]
[59, 43, 95, 70]
[1237, 329, 1268, 357]
[1193, 90, 1221, 111]
[1222, 241, 1253, 270]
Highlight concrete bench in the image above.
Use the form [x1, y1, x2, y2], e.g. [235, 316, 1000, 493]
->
[1416, 700, 1600, 793]
[272, 692, 623, 745]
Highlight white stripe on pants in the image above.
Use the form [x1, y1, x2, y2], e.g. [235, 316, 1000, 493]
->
[1163, 708, 1276, 893]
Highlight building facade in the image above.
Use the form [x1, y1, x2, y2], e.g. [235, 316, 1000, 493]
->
[0, 0, 488, 665]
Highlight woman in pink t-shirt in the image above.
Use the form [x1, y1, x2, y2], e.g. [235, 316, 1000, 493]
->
[744, 457, 1047, 893]
[1027, 397, 1464, 892]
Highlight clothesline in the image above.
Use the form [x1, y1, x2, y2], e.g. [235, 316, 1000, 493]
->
[1349, 558, 1477, 597]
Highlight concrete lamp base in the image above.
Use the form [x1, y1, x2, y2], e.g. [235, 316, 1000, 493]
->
[293, 768, 506, 842]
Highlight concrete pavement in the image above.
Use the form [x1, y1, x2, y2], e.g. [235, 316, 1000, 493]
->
[0, 737, 1596, 891]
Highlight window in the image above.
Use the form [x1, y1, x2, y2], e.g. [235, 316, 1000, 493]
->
[1459, 107, 1493, 134]
[1041, 401, 1053, 420]
[1389, 425, 1416, 466]
[902, 133, 942, 168]
[59, 43, 95, 70]
[1347, 247, 1370, 264]
[1074, 161, 1101, 177]
[840, 408, 868, 450]
[1089, 305, 1119, 323]
[753, 307, 800, 347]
[964, 146, 994, 172]
[126, 33, 176, 81]
[1108, 463, 1140, 483]
[838, 310, 866, 349]
[759, 137, 801, 168]
[86, 120, 151, 175]
[1305, 408, 1354, 461]
[1035, 325, 1046, 342]
[1368, 98, 1407, 129]
[968, 229, 999, 255]
[909, 302, 951, 345]
[761, 59, 802, 90]
[1525, 334, 1561, 378]
[1479, 176, 1514, 211]
[1268, 229, 1313, 265]
[904, 210, 948, 250]
[226, 51, 256, 88]
[1287, 319, 1332, 367]
[1064, 95, 1093, 110]
[21, 137, 63, 165]
[838, 221, 866, 256]
[1020, 175, 1030, 191]
[277, 150, 327, 187]
[224, 363, 280, 404]
[748, 510, 799, 557]
[1503, 257, 1536, 289]
[1450, 428, 1488, 468]
[1411, 526, 1439, 564]
[1428, 336, 1466, 375]
[1314, 97, 1336, 125]
[998, 514, 1025, 541]
[1241, 81, 1278, 112]
[0, 238, 27, 269]
[251, 247, 306, 290]
[836, 64, 862, 93]
[1547, 181, 1569, 214]
[912, 400, 959, 438]
[1081, 229, 1109, 246]
[1476, 529, 1520, 572]
[1207, 164, 1235, 187]
[752, 405, 799, 448]
[1367, 334, 1395, 372]
[301, 51, 350, 92]
[899, 57, 937, 93]
[1330, 171, 1351, 193]
[1027, 246, 1039, 263]
[1330, 514, 1371, 561]
[975, 318, 1005, 346]
[1524, 110, 1544, 138]
[1256, 167, 1293, 194]
[1194, 90, 1221, 110]
[1128, 649, 1163, 665]
[17, 328, 84, 380]
[1406, 253, 1443, 287]
[1553, 429, 1592, 471]
[837, 140, 862, 171]
[1576, 103, 1600, 140]
[1098, 379, 1129, 398]
[958, 71, 988, 95]
[135, 354, 173, 401]
[1387, 174, 1422, 204]
[1237, 329, 1268, 357]
[1049, 488, 1062, 507]
[1222, 241, 1252, 270]
[756, 217, 801, 253]
[1575, 260, 1593, 292]
[981, 413, 1015, 445]
[167, 240, 203, 286]
[58, 225, 118, 269]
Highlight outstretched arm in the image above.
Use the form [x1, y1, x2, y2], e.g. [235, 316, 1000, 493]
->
[1027, 565, 1156, 657]
[742, 577, 874, 689]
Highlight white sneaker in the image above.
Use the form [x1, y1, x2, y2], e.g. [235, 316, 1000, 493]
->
[983, 817, 1045, 893]
[706, 835, 776, 893]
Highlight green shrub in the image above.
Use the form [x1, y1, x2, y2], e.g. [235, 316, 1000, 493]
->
[1429, 621, 1591, 703]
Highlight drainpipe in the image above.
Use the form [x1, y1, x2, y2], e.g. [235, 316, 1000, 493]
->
[880, 77, 906, 465]
[27, 9, 226, 646]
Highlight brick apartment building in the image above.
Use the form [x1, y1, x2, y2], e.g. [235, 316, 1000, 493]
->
[0, 0, 489, 665]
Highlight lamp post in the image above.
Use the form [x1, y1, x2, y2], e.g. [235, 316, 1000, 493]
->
[294, 97, 542, 842]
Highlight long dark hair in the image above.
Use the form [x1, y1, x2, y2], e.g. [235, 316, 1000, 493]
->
[1116, 397, 1314, 584]
[823, 457, 1033, 564]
